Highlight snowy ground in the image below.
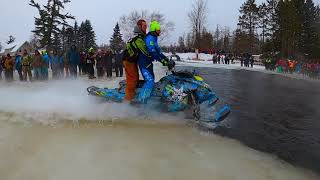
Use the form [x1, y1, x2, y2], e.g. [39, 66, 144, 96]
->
[167, 52, 319, 82]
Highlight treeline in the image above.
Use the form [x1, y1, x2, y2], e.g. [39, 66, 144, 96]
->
[174, 0, 320, 61]
[236, 0, 320, 60]
[30, 0, 96, 52]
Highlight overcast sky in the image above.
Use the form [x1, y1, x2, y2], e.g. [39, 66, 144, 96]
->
[0, 0, 319, 45]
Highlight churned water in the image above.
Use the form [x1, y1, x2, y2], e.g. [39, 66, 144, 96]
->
[0, 64, 318, 180]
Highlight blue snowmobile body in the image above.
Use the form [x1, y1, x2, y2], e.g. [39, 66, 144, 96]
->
[87, 70, 230, 127]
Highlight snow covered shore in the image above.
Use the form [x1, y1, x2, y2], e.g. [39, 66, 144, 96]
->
[168, 53, 319, 82]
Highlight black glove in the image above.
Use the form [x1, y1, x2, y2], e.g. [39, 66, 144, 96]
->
[160, 58, 169, 66]
[167, 59, 175, 70]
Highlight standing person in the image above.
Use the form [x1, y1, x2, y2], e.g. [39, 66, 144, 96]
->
[105, 50, 113, 78]
[221, 54, 225, 64]
[80, 51, 87, 75]
[32, 50, 43, 81]
[15, 53, 23, 81]
[224, 54, 229, 64]
[86, 47, 96, 79]
[244, 53, 249, 67]
[122, 19, 148, 101]
[21, 49, 33, 82]
[114, 52, 123, 77]
[63, 51, 70, 78]
[67, 45, 80, 78]
[250, 55, 254, 68]
[240, 55, 243, 67]
[79, 51, 86, 75]
[212, 53, 217, 64]
[42, 51, 50, 80]
[231, 54, 235, 64]
[137, 21, 174, 103]
[59, 51, 65, 78]
[96, 50, 105, 78]
[4, 54, 14, 82]
[50, 50, 63, 79]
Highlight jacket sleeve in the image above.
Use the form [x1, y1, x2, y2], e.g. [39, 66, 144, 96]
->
[145, 35, 166, 62]
[154, 39, 166, 60]
[60, 56, 63, 64]
[135, 38, 150, 57]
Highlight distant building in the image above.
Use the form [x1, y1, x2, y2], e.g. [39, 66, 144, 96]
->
[0, 41, 34, 56]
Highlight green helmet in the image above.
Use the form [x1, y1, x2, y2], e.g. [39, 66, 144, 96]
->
[149, 21, 161, 32]
[88, 47, 94, 53]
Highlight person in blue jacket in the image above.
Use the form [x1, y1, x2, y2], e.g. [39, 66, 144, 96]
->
[137, 21, 175, 103]
[42, 51, 50, 80]
[15, 52, 23, 81]
[50, 50, 64, 79]
[67, 45, 80, 78]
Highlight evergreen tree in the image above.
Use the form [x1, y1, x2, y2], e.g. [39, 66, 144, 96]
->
[110, 23, 125, 53]
[232, 28, 250, 55]
[260, 0, 279, 53]
[60, 26, 66, 51]
[301, 0, 319, 58]
[214, 25, 223, 50]
[200, 29, 214, 50]
[258, 3, 268, 44]
[29, 0, 74, 49]
[292, 0, 305, 57]
[52, 31, 61, 51]
[73, 21, 79, 46]
[266, 0, 278, 37]
[275, 0, 304, 57]
[238, 0, 259, 53]
[222, 27, 231, 52]
[78, 20, 96, 52]
[64, 27, 74, 50]
[315, 6, 320, 58]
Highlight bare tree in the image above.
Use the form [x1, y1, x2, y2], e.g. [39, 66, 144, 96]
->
[29, 34, 41, 49]
[119, 10, 174, 43]
[188, 0, 208, 48]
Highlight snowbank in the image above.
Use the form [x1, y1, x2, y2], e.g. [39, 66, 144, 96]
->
[166, 53, 319, 82]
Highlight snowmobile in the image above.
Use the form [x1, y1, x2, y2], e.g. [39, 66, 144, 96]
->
[87, 70, 231, 129]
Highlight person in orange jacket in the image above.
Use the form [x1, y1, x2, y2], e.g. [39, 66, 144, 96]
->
[123, 19, 148, 101]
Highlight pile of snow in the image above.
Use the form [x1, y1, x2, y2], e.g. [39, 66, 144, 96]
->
[165, 52, 266, 71]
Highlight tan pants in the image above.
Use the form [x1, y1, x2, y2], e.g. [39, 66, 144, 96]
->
[22, 66, 32, 81]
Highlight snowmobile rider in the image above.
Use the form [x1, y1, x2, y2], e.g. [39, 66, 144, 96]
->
[123, 19, 149, 101]
[137, 21, 175, 103]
